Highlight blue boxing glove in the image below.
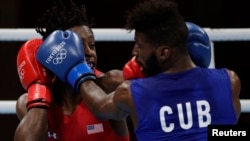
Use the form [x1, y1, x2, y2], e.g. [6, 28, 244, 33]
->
[186, 22, 211, 68]
[36, 30, 96, 91]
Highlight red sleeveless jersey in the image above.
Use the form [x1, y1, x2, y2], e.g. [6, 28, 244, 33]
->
[47, 69, 129, 141]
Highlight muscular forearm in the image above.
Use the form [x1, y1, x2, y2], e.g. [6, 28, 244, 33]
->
[14, 108, 48, 141]
[95, 70, 124, 93]
[80, 80, 115, 118]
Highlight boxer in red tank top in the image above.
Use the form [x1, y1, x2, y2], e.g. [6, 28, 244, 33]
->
[14, 1, 130, 141]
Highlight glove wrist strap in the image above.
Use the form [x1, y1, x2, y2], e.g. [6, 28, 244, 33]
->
[26, 84, 52, 111]
[67, 63, 96, 91]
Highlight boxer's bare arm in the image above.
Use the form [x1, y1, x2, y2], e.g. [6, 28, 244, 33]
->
[14, 94, 49, 141]
[16, 94, 27, 120]
[95, 69, 124, 93]
[226, 69, 241, 119]
[95, 70, 129, 136]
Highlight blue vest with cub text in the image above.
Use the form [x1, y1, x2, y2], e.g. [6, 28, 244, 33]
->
[131, 67, 237, 141]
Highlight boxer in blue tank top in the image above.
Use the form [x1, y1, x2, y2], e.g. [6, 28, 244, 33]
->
[37, 0, 242, 141]
[131, 67, 238, 140]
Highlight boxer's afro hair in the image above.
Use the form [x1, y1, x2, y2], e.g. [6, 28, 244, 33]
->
[36, 0, 92, 39]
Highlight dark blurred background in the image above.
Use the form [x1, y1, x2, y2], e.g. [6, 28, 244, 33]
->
[0, 0, 250, 140]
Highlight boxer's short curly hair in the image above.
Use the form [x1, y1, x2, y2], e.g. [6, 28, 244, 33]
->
[125, 0, 187, 47]
[36, 0, 92, 39]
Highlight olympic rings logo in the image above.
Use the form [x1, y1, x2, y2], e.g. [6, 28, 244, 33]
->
[52, 49, 67, 64]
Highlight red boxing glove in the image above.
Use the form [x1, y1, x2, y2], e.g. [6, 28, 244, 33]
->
[17, 38, 52, 110]
[123, 56, 144, 80]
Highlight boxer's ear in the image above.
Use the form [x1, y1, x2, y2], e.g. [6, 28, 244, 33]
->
[157, 46, 170, 59]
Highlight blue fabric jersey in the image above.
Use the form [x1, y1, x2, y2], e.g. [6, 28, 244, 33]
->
[130, 67, 237, 141]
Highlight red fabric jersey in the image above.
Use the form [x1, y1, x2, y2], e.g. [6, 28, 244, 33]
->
[47, 69, 129, 141]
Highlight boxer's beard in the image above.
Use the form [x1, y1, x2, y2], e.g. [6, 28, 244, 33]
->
[144, 53, 161, 77]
